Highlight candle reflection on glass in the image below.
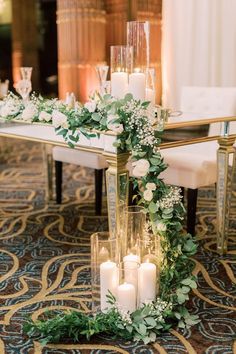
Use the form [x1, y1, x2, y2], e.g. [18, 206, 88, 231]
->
[123, 254, 140, 291]
[128, 69, 146, 101]
[111, 71, 128, 99]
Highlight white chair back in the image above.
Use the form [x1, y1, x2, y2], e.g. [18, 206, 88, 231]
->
[180, 86, 236, 135]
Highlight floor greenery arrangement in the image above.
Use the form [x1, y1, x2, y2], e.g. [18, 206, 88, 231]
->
[0, 139, 235, 353]
[0, 93, 200, 344]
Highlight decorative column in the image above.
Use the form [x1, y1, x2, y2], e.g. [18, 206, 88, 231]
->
[57, 0, 106, 102]
[105, 0, 162, 104]
[11, 0, 39, 90]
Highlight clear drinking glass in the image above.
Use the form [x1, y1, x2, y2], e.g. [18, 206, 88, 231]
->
[155, 105, 169, 131]
[146, 67, 156, 105]
[110, 45, 133, 99]
[91, 232, 119, 313]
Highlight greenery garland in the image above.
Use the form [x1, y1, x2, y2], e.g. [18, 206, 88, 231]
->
[0, 92, 199, 345]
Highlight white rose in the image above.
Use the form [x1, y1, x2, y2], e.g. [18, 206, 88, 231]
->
[143, 189, 153, 202]
[107, 113, 119, 123]
[146, 182, 156, 191]
[155, 222, 167, 232]
[1, 101, 20, 117]
[84, 100, 96, 113]
[21, 104, 37, 122]
[39, 111, 51, 122]
[107, 122, 124, 134]
[132, 159, 150, 178]
[52, 110, 69, 129]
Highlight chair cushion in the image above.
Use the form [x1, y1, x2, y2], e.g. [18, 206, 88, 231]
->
[52, 146, 108, 170]
[160, 142, 218, 189]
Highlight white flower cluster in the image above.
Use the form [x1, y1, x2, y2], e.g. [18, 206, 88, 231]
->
[0, 95, 21, 117]
[123, 100, 156, 149]
[143, 182, 156, 202]
[118, 308, 132, 325]
[113, 303, 132, 325]
[156, 186, 182, 210]
[132, 159, 150, 177]
[145, 298, 173, 322]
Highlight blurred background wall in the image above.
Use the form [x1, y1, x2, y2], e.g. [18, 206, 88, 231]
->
[0, 0, 162, 103]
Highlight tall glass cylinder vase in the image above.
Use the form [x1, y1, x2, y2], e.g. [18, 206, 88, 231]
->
[127, 21, 150, 101]
[121, 206, 146, 263]
[110, 45, 133, 99]
[91, 232, 119, 313]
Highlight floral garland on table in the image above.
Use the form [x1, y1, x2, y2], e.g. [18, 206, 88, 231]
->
[0, 92, 199, 345]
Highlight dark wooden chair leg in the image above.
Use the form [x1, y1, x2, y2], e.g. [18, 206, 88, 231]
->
[55, 161, 63, 204]
[95, 169, 103, 215]
[187, 188, 198, 236]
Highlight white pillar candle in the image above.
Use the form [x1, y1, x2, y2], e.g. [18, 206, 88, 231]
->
[138, 262, 157, 306]
[123, 254, 140, 291]
[100, 261, 118, 311]
[111, 72, 128, 99]
[146, 88, 155, 105]
[117, 282, 136, 313]
[128, 72, 146, 101]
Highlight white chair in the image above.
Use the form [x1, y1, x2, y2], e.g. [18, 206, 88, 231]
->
[160, 86, 236, 235]
[53, 146, 108, 215]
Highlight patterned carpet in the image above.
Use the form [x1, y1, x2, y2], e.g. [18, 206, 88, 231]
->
[0, 139, 235, 354]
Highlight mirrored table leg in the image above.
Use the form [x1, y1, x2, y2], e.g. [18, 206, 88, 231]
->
[216, 137, 235, 255]
[42, 143, 53, 202]
[104, 152, 130, 240]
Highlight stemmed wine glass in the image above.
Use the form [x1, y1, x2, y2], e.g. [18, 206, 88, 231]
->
[95, 65, 109, 95]
[15, 67, 33, 102]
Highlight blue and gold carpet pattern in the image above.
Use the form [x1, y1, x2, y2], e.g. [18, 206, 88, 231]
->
[0, 140, 235, 354]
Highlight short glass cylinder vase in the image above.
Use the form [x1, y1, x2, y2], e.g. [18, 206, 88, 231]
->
[127, 21, 150, 101]
[91, 232, 119, 313]
[116, 261, 140, 313]
[110, 45, 133, 99]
